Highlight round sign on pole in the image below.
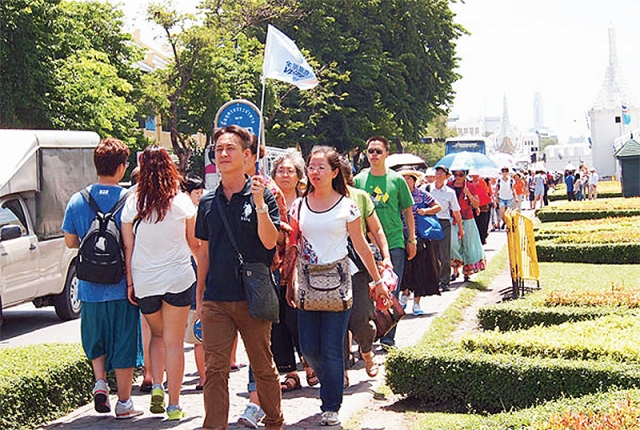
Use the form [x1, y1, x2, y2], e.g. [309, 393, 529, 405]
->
[205, 100, 265, 190]
[215, 99, 262, 136]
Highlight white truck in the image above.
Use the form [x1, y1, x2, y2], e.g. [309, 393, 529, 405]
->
[0, 129, 99, 325]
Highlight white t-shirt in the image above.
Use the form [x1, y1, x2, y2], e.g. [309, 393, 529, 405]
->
[122, 192, 197, 298]
[429, 183, 461, 220]
[589, 172, 599, 186]
[497, 176, 514, 200]
[291, 196, 360, 265]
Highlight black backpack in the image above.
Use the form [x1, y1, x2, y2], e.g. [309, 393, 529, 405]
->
[76, 188, 129, 284]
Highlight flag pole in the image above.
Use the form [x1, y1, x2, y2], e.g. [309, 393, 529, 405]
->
[256, 77, 267, 176]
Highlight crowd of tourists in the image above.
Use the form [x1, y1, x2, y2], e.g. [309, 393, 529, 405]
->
[62, 132, 539, 429]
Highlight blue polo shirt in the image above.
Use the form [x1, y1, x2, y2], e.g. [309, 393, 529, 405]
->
[195, 177, 280, 302]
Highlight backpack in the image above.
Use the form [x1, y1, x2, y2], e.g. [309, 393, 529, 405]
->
[76, 188, 129, 284]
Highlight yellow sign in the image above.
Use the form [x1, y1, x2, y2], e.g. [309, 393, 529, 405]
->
[505, 209, 540, 296]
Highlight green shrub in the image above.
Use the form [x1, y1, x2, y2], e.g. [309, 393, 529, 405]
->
[478, 302, 616, 331]
[386, 344, 640, 414]
[537, 209, 640, 222]
[0, 344, 92, 429]
[416, 389, 640, 430]
[463, 314, 640, 363]
[536, 242, 640, 264]
[548, 191, 622, 202]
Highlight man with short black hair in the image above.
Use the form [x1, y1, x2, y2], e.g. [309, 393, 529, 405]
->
[354, 136, 415, 348]
[62, 137, 143, 419]
[196, 125, 283, 430]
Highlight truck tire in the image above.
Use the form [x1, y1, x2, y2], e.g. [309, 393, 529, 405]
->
[53, 264, 81, 321]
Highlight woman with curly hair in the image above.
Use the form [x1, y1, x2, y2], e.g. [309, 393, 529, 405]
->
[121, 146, 200, 421]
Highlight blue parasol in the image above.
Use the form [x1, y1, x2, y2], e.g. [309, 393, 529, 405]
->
[434, 151, 498, 172]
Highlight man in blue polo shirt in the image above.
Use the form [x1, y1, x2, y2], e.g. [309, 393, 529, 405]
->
[195, 125, 283, 430]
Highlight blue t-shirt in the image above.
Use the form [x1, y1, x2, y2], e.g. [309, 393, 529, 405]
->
[61, 184, 129, 302]
[564, 174, 575, 193]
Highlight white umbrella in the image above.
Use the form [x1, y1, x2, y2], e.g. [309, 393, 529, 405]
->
[564, 162, 576, 171]
[489, 152, 516, 169]
[386, 153, 427, 170]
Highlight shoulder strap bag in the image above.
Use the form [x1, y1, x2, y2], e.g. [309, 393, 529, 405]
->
[215, 196, 279, 323]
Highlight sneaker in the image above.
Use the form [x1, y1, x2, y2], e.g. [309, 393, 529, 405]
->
[115, 399, 143, 419]
[412, 303, 424, 316]
[149, 384, 165, 414]
[93, 379, 110, 413]
[238, 402, 265, 429]
[166, 404, 185, 421]
[320, 411, 340, 426]
[399, 292, 408, 310]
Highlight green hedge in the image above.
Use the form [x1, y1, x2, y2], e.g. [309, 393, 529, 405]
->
[536, 208, 640, 222]
[386, 344, 640, 414]
[548, 191, 622, 202]
[536, 242, 640, 264]
[463, 314, 640, 363]
[478, 302, 617, 331]
[416, 388, 640, 430]
[0, 344, 92, 429]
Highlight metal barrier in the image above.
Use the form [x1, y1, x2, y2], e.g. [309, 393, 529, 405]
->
[505, 209, 540, 298]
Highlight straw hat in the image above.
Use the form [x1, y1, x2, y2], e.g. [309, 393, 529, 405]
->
[398, 168, 424, 182]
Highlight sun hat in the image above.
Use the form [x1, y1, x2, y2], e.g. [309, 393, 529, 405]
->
[398, 168, 424, 182]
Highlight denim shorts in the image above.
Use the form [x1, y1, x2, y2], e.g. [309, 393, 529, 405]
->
[499, 198, 513, 209]
[81, 300, 143, 372]
[136, 287, 192, 314]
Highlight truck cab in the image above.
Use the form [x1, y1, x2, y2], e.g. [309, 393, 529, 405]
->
[0, 130, 99, 325]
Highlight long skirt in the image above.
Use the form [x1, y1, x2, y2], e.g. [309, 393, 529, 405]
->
[402, 238, 440, 296]
[451, 218, 486, 276]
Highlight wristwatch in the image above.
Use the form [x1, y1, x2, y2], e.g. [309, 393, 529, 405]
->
[256, 205, 268, 214]
[407, 238, 417, 245]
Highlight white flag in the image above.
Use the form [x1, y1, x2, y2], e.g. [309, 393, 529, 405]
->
[262, 24, 318, 90]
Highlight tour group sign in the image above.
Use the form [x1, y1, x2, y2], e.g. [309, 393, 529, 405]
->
[205, 99, 263, 189]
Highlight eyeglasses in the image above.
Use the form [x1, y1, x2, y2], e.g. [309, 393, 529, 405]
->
[307, 165, 328, 173]
[454, 172, 465, 177]
[276, 168, 297, 176]
[367, 148, 384, 155]
[501, 169, 509, 173]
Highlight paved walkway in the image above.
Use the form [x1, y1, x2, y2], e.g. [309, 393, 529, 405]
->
[42, 231, 508, 430]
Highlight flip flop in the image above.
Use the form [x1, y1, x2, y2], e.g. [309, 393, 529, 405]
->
[230, 363, 247, 372]
[306, 370, 319, 387]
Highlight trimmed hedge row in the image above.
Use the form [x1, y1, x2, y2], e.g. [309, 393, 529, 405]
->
[536, 242, 640, 264]
[385, 344, 640, 414]
[536, 208, 640, 222]
[0, 344, 92, 429]
[548, 191, 622, 202]
[477, 302, 618, 331]
[416, 388, 640, 430]
[463, 314, 640, 363]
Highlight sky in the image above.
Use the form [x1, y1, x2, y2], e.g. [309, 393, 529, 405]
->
[449, 0, 640, 141]
[116, 0, 640, 142]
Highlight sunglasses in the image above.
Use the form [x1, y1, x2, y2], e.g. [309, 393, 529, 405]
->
[367, 148, 384, 155]
[454, 172, 465, 177]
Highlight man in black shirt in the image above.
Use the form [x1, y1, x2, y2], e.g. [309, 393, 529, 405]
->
[196, 125, 283, 430]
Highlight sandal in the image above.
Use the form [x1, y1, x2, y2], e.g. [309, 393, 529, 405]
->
[280, 373, 301, 392]
[362, 351, 379, 378]
[302, 357, 319, 387]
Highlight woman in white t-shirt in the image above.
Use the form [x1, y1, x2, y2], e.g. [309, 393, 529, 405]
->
[286, 146, 388, 427]
[121, 146, 199, 421]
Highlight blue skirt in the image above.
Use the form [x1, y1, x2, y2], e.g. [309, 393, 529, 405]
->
[451, 219, 486, 275]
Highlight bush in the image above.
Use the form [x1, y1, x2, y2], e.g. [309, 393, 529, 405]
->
[386, 344, 640, 414]
[0, 344, 92, 429]
[534, 217, 640, 241]
[478, 302, 616, 331]
[536, 242, 640, 264]
[537, 209, 640, 222]
[463, 314, 640, 363]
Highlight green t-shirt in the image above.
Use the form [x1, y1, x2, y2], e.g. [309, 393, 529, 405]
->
[348, 186, 375, 235]
[353, 169, 414, 249]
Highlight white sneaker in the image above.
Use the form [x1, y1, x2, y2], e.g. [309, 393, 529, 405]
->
[399, 293, 408, 309]
[238, 402, 265, 429]
[320, 411, 340, 426]
[115, 398, 144, 419]
[412, 302, 424, 316]
[93, 379, 110, 413]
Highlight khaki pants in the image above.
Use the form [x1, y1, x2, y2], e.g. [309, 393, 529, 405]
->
[201, 301, 283, 430]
